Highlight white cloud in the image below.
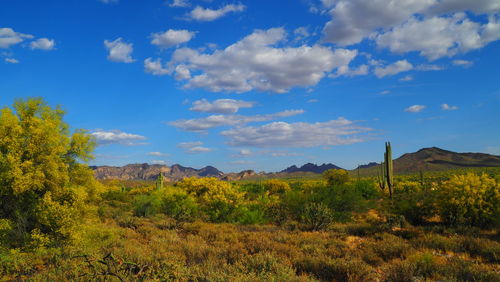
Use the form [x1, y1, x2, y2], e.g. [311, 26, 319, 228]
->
[151, 160, 167, 165]
[374, 60, 413, 78]
[30, 38, 55, 50]
[307, 99, 319, 103]
[189, 99, 255, 114]
[4, 58, 18, 64]
[376, 14, 500, 60]
[294, 26, 310, 40]
[441, 103, 459, 111]
[104, 38, 135, 63]
[333, 64, 369, 77]
[188, 4, 246, 21]
[169, 109, 304, 132]
[170, 0, 190, 7]
[0, 27, 33, 48]
[321, 1, 500, 60]
[177, 141, 213, 154]
[151, 29, 195, 49]
[429, 0, 500, 15]
[147, 152, 170, 157]
[399, 75, 414, 81]
[100, 0, 118, 3]
[238, 149, 252, 156]
[404, 105, 426, 113]
[322, 0, 435, 46]
[415, 64, 443, 71]
[221, 117, 372, 148]
[169, 28, 358, 93]
[230, 160, 254, 165]
[380, 90, 390, 95]
[144, 58, 171, 75]
[91, 130, 146, 145]
[452, 59, 473, 67]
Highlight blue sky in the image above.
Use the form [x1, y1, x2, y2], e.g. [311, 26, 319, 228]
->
[1, 0, 499, 172]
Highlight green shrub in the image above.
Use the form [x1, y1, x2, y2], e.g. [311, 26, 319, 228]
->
[161, 191, 199, 223]
[294, 255, 374, 281]
[300, 202, 335, 231]
[133, 193, 163, 217]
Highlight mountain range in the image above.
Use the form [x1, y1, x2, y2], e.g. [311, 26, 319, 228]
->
[91, 147, 500, 181]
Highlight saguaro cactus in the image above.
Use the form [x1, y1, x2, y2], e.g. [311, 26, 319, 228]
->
[384, 142, 394, 198]
[156, 172, 164, 190]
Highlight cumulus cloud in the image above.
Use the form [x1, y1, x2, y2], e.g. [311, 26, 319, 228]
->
[144, 58, 171, 75]
[452, 59, 473, 67]
[221, 117, 372, 148]
[429, 0, 500, 15]
[151, 160, 167, 165]
[170, 0, 190, 7]
[374, 60, 413, 78]
[188, 4, 246, 21]
[4, 58, 18, 64]
[321, 0, 500, 61]
[376, 14, 488, 60]
[104, 38, 135, 63]
[169, 109, 304, 132]
[91, 130, 147, 146]
[189, 99, 255, 114]
[30, 38, 55, 50]
[441, 103, 459, 110]
[168, 28, 358, 93]
[322, 0, 435, 46]
[0, 27, 33, 48]
[151, 29, 195, 49]
[404, 105, 426, 113]
[100, 0, 118, 3]
[177, 141, 213, 154]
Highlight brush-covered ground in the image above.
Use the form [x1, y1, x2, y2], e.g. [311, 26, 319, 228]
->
[1, 169, 499, 281]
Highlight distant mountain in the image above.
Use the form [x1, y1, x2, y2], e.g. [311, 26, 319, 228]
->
[357, 147, 500, 175]
[356, 162, 378, 169]
[281, 163, 343, 174]
[393, 147, 500, 173]
[92, 163, 224, 181]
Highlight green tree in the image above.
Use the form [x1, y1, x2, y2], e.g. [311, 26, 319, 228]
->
[0, 98, 96, 247]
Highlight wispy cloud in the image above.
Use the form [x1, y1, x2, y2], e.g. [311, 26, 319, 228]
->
[177, 141, 213, 154]
[189, 99, 255, 114]
[441, 103, 459, 111]
[221, 117, 372, 148]
[91, 129, 146, 146]
[404, 105, 426, 113]
[187, 4, 246, 21]
[169, 109, 304, 132]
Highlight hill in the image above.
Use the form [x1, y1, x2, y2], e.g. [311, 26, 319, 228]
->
[281, 163, 343, 174]
[357, 147, 500, 176]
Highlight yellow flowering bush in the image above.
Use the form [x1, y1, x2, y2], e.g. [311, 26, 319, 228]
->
[176, 177, 245, 222]
[262, 179, 291, 194]
[437, 173, 499, 227]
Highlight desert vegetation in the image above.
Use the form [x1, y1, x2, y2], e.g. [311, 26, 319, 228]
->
[0, 99, 499, 281]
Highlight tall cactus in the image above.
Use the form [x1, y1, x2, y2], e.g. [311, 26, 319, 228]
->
[156, 172, 164, 190]
[384, 142, 394, 198]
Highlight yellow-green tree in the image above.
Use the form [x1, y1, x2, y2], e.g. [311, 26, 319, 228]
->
[437, 173, 499, 227]
[176, 177, 244, 222]
[262, 179, 291, 194]
[0, 98, 96, 247]
[322, 169, 350, 187]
